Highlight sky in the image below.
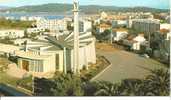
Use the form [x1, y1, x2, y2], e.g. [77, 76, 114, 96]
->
[0, 0, 170, 9]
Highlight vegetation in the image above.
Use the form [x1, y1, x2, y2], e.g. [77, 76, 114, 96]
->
[0, 57, 10, 72]
[16, 76, 32, 91]
[94, 68, 169, 96]
[150, 32, 170, 64]
[51, 74, 84, 96]
[81, 56, 110, 81]
[33, 68, 169, 96]
[34, 74, 84, 96]
[0, 37, 14, 44]
[96, 29, 111, 42]
[0, 18, 33, 29]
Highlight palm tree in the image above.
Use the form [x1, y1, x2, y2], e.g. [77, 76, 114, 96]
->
[145, 69, 170, 96]
[119, 79, 145, 96]
[51, 74, 84, 96]
[94, 81, 121, 96]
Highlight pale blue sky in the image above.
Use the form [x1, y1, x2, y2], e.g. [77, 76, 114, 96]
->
[0, 0, 170, 9]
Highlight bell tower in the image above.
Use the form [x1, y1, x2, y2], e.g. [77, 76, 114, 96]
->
[73, 0, 80, 74]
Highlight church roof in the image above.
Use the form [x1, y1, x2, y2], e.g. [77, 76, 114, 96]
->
[26, 31, 95, 51]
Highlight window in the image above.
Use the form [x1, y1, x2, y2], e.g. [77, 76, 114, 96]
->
[29, 60, 43, 72]
[56, 54, 59, 69]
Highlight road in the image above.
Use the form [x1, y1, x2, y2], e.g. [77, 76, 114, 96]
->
[92, 49, 166, 83]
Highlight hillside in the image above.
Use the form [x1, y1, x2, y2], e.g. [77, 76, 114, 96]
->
[0, 6, 10, 10]
[5, 3, 169, 14]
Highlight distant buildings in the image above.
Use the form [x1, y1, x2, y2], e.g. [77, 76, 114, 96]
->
[117, 20, 128, 27]
[122, 34, 148, 51]
[112, 29, 128, 42]
[20, 16, 42, 21]
[79, 20, 92, 32]
[132, 19, 160, 34]
[36, 18, 71, 31]
[13, 38, 31, 46]
[97, 23, 111, 33]
[132, 34, 147, 51]
[160, 23, 171, 30]
[26, 28, 45, 34]
[4, 16, 42, 21]
[0, 29, 24, 39]
[100, 12, 108, 19]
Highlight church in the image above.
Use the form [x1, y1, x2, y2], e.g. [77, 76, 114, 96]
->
[15, 0, 96, 77]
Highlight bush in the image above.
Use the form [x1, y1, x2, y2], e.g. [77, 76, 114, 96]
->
[93, 68, 170, 96]
[17, 76, 32, 91]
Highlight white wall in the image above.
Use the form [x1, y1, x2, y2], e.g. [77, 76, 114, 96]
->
[160, 23, 171, 30]
[114, 31, 128, 41]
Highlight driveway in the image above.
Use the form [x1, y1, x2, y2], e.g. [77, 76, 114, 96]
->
[92, 49, 166, 83]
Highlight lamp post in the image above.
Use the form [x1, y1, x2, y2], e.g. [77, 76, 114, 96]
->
[110, 28, 113, 44]
[32, 75, 34, 95]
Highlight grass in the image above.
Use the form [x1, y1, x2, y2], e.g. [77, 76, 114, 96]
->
[80, 56, 110, 81]
[0, 72, 19, 86]
[0, 72, 32, 95]
[0, 57, 18, 85]
[0, 57, 32, 95]
[0, 18, 33, 30]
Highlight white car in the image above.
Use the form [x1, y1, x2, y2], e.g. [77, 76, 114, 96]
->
[140, 54, 150, 58]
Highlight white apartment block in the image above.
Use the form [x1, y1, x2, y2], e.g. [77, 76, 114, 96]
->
[20, 16, 42, 21]
[79, 20, 92, 32]
[27, 28, 45, 34]
[113, 30, 128, 41]
[0, 29, 25, 39]
[36, 18, 69, 31]
[132, 19, 160, 34]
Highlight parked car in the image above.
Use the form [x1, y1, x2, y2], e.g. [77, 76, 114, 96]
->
[139, 54, 150, 58]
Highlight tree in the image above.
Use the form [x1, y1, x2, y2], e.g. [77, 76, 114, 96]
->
[34, 78, 55, 96]
[96, 29, 111, 42]
[150, 32, 163, 51]
[94, 81, 121, 96]
[51, 74, 84, 96]
[92, 68, 169, 96]
[145, 69, 170, 96]
[119, 79, 146, 96]
[45, 29, 50, 32]
[34, 68, 169, 96]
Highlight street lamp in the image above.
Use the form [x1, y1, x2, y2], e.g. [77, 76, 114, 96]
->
[32, 75, 34, 95]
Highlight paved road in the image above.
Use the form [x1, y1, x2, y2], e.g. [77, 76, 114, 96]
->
[92, 50, 166, 83]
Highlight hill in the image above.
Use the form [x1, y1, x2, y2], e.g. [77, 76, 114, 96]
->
[5, 3, 169, 14]
[0, 6, 10, 10]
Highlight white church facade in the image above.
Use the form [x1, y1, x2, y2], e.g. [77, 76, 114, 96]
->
[15, 32, 96, 75]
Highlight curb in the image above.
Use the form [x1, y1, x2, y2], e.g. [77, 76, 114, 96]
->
[90, 63, 112, 82]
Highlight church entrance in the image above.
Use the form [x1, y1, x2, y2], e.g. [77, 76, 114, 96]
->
[22, 60, 29, 71]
